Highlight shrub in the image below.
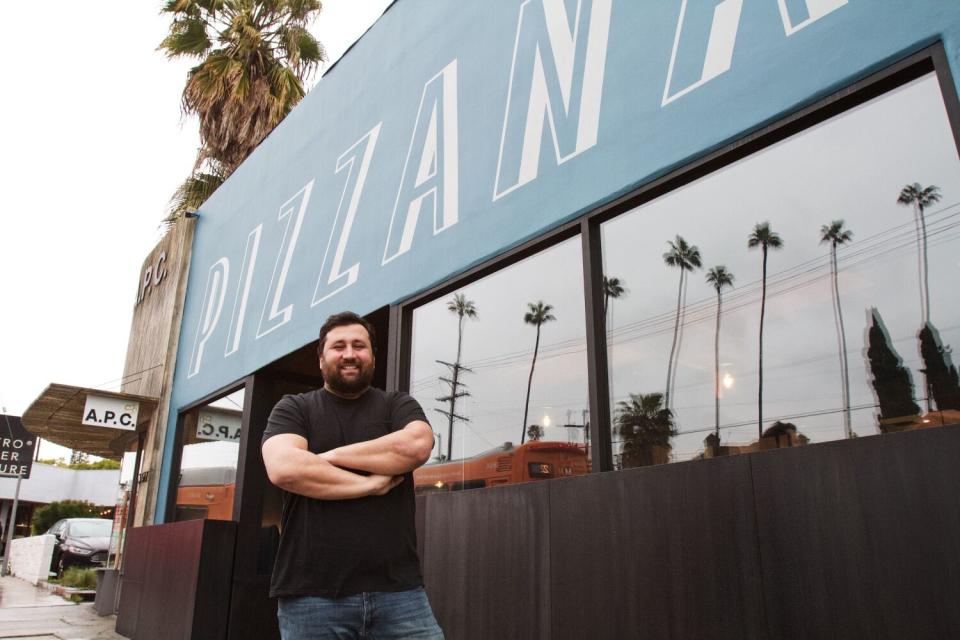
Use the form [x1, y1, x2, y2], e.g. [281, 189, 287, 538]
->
[61, 566, 97, 590]
[31, 501, 104, 535]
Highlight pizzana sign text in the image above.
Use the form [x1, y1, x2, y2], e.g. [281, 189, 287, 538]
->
[186, 0, 850, 379]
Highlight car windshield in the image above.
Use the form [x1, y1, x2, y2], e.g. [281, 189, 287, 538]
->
[68, 520, 112, 538]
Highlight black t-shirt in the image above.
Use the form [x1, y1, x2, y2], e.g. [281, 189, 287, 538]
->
[261, 387, 427, 598]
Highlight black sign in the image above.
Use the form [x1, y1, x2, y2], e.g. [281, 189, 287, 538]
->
[0, 415, 35, 479]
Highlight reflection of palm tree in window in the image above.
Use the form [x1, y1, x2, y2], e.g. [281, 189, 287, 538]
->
[615, 392, 676, 468]
[602, 275, 627, 330]
[521, 301, 556, 444]
[896, 183, 941, 326]
[526, 424, 544, 441]
[747, 222, 783, 439]
[705, 266, 734, 445]
[663, 236, 702, 412]
[820, 220, 854, 439]
[435, 294, 478, 461]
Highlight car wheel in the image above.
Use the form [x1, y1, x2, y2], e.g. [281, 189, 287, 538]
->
[57, 555, 66, 577]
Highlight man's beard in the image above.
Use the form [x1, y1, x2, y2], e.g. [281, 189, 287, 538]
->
[324, 361, 375, 395]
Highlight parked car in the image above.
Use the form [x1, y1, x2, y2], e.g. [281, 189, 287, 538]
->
[46, 518, 113, 575]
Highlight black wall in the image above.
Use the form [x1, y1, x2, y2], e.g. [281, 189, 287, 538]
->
[120, 425, 960, 639]
[419, 425, 960, 640]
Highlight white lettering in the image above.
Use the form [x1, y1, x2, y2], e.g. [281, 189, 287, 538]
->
[493, 0, 612, 200]
[187, 257, 230, 378]
[663, 0, 847, 106]
[313, 123, 382, 304]
[778, 0, 847, 36]
[225, 225, 262, 356]
[256, 181, 313, 339]
[382, 60, 459, 265]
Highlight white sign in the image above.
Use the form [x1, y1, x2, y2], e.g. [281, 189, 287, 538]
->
[196, 409, 242, 442]
[82, 395, 139, 431]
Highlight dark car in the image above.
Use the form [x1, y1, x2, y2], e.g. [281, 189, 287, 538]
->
[46, 518, 113, 575]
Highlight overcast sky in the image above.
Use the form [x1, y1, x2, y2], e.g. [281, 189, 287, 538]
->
[0, 0, 391, 460]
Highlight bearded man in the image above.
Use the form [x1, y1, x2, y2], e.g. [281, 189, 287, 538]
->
[261, 311, 443, 639]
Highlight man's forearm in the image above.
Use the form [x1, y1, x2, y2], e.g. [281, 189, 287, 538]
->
[265, 444, 399, 500]
[323, 422, 433, 475]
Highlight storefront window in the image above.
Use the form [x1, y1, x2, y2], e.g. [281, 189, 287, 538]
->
[173, 387, 245, 520]
[409, 237, 591, 491]
[601, 73, 960, 467]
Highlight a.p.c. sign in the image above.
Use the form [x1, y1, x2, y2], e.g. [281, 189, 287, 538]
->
[82, 395, 139, 431]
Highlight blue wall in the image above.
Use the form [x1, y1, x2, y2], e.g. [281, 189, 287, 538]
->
[156, 0, 960, 521]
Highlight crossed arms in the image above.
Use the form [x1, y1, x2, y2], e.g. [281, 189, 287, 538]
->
[262, 420, 434, 501]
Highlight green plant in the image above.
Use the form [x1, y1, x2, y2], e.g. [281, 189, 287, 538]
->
[61, 566, 97, 590]
[31, 501, 103, 535]
[37, 458, 120, 470]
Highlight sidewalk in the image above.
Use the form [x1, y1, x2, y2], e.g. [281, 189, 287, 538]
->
[0, 575, 124, 639]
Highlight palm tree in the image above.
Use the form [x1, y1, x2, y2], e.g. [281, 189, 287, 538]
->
[526, 424, 544, 441]
[615, 392, 676, 468]
[747, 222, 783, 439]
[896, 183, 941, 325]
[439, 293, 478, 460]
[521, 301, 556, 444]
[163, 164, 228, 228]
[663, 236, 702, 410]
[820, 220, 854, 439]
[705, 266, 734, 444]
[160, 0, 325, 220]
[602, 275, 627, 323]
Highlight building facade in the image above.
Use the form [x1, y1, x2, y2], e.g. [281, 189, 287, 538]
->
[129, 2, 960, 638]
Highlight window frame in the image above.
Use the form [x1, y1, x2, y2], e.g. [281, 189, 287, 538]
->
[391, 42, 960, 476]
[164, 376, 252, 524]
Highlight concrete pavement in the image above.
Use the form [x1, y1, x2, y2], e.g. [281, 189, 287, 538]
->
[0, 576, 124, 639]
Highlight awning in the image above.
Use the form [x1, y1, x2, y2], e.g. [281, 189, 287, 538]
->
[21, 384, 158, 460]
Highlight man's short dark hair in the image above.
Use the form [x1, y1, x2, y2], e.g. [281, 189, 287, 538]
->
[318, 311, 377, 353]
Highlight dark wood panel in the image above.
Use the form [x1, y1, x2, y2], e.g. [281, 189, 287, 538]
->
[116, 520, 236, 640]
[752, 426, 960, 640]
[194, 521, 238, 640]
[550, 458, 766, 640]
[421, 483, 552, 640]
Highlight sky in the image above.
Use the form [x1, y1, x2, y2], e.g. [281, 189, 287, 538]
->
[0, 0, 392, 461]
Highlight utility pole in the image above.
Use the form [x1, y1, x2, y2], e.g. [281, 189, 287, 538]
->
[1, 470, 23, 576]
[434, 359, 472, 461]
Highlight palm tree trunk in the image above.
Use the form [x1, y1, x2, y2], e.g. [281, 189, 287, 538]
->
[918, 203, 931, 325]
[714, 289, 721, 441]
[830, 247, 852, 438]
[665, 269, 684, 409]
[758, 247, 767, 440]
[916, 203, 931, 411]
[670, 275, 689, 406]
[521, 325, 542, 444]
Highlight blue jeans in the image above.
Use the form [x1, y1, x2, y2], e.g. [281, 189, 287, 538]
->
[278, 587, 444, 639]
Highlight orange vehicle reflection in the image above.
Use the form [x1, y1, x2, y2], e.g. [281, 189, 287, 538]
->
[413, 441, 589, 493]
[174, 466, 236, 521]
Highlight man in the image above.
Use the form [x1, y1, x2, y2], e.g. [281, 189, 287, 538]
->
[261, 311, 443, 639]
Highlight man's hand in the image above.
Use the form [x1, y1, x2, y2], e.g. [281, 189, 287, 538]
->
[368, 474, 405, 495]
[262, 433, 404, 500]
[322, 420, 434, 476]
